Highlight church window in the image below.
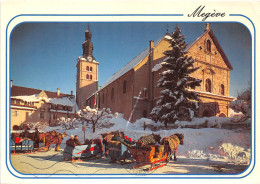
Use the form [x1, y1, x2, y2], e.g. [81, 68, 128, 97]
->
[111, 88, 114, 100]
[90, 67, 93, 72]
[206, 40, 211, 52]
[86, 66, 89, 71]
[221, 84, 224, 95]
[143, 88, 147, 97]
[123, 80, 127, 94]
[143, 110, 147, 118]
[205, 78, 212, 93]
[40, 112, 44, 119]
[90, 75, 92, 80]
[86, 74, 89, 79]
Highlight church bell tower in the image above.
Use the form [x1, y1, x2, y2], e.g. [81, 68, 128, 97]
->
[76, 24, 99, 109]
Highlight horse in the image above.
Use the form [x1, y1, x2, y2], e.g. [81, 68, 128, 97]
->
[137, 133, 161, 146]
[43, 130, 57, 151]
[54, 132, 67, 151]
[161, 133, 184, 161]
[101, 131, 124, 155]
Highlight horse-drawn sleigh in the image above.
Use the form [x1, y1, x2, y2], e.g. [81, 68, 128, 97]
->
[101, 131, 184, 171]
[10, 129, 67, 154]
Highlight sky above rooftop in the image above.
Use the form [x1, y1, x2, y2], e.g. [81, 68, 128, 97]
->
[11, 22, 251, 97]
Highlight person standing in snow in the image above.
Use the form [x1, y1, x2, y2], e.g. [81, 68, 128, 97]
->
[63, 135, 76, 161]
[34, 127, 40, 149]
[73, 135, 82, 146]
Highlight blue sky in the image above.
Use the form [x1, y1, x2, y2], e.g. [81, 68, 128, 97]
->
[11, 22, 251, 97]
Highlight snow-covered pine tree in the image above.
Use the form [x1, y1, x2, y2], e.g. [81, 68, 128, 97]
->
[151, 25, 202, 127]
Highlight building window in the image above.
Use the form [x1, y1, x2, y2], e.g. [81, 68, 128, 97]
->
[86, 74, 89, 79]
[90, 75, 92, 80]
[111, 88, 114, 100]
[206, 40, 211, 52]
[143, 110, 147, 118]
[40, 112, 44, 119]
[123, 80, 127, 94]
[15, 111, 19, 116]
[102, 93, 104, 104]
[205, 78, 212, 93]
[11, 111, 14, 116]
[13, 125, 19, 130]
[143, 88, 147, 97]
[86, 66, 89, 71]
[221, 84, 225, 95]
[51, 104, 55, 109]
[90, 67, 93, 72]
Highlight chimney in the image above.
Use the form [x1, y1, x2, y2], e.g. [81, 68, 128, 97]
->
[57, 88, 60, 96]
[71, 90, 73, 95]
[205, 23, 210, 32]
[11, 79, 13, 88]
[149, 40, 154, 52]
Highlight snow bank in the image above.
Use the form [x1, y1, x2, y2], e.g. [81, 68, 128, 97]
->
[176, 117, 231, 128]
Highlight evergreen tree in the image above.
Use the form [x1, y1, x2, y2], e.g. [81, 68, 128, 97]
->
[151, 25, 202, 127]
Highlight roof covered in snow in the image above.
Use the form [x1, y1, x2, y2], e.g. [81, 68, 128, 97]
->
[11, 85, 68, 98]
[101, 35, 167, 89]
[12, 93, 79, 112]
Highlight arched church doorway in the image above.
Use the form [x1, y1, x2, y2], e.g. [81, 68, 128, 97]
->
[202, 109, 215, 117]
[218, 113, 226, 117]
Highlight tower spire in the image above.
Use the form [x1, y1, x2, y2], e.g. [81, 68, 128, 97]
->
[83, 24, 94, 58]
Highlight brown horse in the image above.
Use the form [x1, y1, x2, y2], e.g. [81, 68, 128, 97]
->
[161, 133, 184, 161]
[43, 131, 57, 151]
[101, 131, 124, 154]
[137, 133, 161, 146]
[54, 132, 67, 151]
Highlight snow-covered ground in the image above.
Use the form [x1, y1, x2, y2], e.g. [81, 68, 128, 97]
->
[45, 115, 251, 165]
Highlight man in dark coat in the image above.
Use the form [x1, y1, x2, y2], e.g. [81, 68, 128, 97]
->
[22, 127, 29, 138]
[73, 135, 82, 146]
[63, 135, 76, 161]
[34, 127, 40, 149]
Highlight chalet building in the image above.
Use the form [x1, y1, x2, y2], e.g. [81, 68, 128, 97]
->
[77, 23, 234, 122]
[10, 80, 77, 130]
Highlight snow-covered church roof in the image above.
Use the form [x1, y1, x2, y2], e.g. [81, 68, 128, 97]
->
[101, 35, 168, 90]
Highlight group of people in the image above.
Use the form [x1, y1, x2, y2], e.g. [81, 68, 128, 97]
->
[66, 135, 82, 148]
[63, 135, 82, 161]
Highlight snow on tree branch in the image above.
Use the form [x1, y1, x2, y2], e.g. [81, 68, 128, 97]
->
[150, 25, 202, 127]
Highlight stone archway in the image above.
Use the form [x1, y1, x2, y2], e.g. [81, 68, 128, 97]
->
[218, 113, 226, 117]
[202, 109, 215, 117]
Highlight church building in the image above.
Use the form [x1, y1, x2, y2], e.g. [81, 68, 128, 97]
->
[77, 23, 234, 122]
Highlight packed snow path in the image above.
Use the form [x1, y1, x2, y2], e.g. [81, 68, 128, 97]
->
[11, 150, 248, 174]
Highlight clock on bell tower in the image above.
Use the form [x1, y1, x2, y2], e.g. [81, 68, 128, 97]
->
[76, 24, 99, 109]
